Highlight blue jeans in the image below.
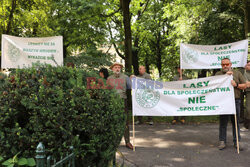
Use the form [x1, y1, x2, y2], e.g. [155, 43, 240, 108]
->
[219, 99, 241, 143]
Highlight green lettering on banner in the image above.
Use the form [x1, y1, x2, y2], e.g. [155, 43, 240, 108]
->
[183, 81, 209, 88]
[177, 106, 219, 112]
[231, 61, 240, 65]
[188, 96, 206, 104]
[28, 55, 46, 60]
[164, 91, 175, 95]
[23, 48, 39, 52]
[200, 96, 206, 103]
[218, 55, 230, 61]
[214, 45, 232, 51]
[201, 52, 209, 55]
[39, 49, 56, 53]
[176, 87, 229, 96]
[28, 42, 43, 46]
[210, 62, 220, 66]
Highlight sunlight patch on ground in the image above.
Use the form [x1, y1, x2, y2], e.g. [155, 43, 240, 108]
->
[182, 142, 201, 146]
[121, 136, 202, 148]
[154, 129, 177, 134]
[171, 157, 185, 162]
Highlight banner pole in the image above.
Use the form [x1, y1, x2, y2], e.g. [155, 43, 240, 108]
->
[179, 68, 183, 80]
[234, 114, 240, 154]
[132, 115, 135, 152]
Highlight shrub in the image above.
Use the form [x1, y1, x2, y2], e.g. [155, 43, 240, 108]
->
[0, 72, 7, 88]
[0, 66, 125, 167]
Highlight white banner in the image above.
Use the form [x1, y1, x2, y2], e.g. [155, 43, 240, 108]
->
[1, 34, 63, 69]
[180, 40, 248, 69]
[132, 75, 236, 116]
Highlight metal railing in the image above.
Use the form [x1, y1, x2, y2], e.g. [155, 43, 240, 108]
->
[35, 142, 75, 167]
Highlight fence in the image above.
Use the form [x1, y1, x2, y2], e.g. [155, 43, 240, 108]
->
[35, 142, 75, 167]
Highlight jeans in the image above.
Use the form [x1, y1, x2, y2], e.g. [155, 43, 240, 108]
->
[246, 91, 250, 120]
[219, 99, 241, 144]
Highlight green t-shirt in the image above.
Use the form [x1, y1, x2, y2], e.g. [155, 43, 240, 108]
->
[215, 69, 246, 99]
[173, 74, 188, 81]
[108, 73, 129, 99]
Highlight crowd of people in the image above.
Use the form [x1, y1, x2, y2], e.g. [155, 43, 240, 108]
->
[98, 59, 250, 150]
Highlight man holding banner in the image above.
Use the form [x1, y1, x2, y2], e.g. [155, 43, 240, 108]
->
[244, 60, 250, 129]
[108, 62, 133, 150]
[215, 58, 246, 150]
[133, 66, 154, 125]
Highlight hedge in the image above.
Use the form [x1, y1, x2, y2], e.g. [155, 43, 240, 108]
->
[0, 66, 125, 167]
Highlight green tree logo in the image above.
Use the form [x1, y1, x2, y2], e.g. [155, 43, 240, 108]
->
[7, 43, 21, 62]
[182, 48, 199, 64]
[135, 89, 160, 108]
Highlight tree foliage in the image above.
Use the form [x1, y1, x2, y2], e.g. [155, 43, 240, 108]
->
[1, 0, 246, 77]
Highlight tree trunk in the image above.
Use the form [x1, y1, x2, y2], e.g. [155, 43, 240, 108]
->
[63, 44, 69, 59]
[132, 36, 139, 75]
[145, 55, 150, 74]
[5, 0, 17, 34]
[121, 0, 133, 110]
[120, 0, 132, 74]
[244, 0, 249, 38]
[132, 2, 149, 76]
[156, 32, 162, 77]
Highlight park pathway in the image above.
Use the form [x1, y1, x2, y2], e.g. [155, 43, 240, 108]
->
[117, 123, 250, 167]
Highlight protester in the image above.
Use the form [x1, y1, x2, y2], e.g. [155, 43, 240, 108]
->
[172, 67, 188, 124]
[132, 66, 154, 125]
[99, 68, 109, 80]
[243, 60, 250, 129]
[215, 58, 246, 150]
[107, 62, 133, 150]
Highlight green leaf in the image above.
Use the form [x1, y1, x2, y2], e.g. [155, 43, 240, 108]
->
[2, 159, 12, 166]
[18, 158, 28, 166]
[27, 158, 36, 167]
[0, 156, 4, 161]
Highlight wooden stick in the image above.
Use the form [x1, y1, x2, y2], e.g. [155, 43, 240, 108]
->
[179, 68, 183, 80]
[132, 115, 135, 152]
[234, 114, 240, 154]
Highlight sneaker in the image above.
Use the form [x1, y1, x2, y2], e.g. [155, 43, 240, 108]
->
[218, 141, 226, 150]
[234, 143, 244, 151]
[172, 120, 177, 125]
[149, 121, 154, 125]
[180, 119, 185, 124]
[240, 127, 249, 132]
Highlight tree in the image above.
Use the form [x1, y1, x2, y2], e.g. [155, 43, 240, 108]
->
[0, 0, 54, 68]
[120, 0, 133, 74]
[47, 0, 110, 58]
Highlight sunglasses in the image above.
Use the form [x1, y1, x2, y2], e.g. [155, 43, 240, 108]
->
[221, 63, 230, 67]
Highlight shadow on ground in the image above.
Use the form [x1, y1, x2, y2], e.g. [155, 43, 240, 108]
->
[117, 123, 250, 167]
